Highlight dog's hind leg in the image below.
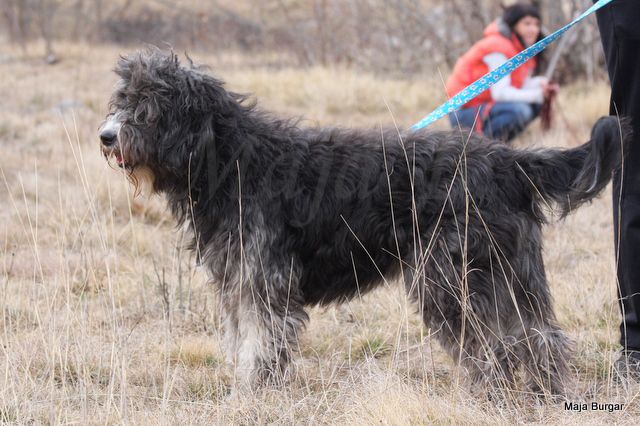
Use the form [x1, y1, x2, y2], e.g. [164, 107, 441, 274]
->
[514, 323, 571, 398]
[511, 301, 572, 397]
[507, 235, 573, 398]
[404, 246, 521, 397]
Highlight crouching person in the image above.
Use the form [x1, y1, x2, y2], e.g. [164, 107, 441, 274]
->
[446, 3, 558, 142]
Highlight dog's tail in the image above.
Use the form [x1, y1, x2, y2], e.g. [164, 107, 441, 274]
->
[515, 116, 630, 217]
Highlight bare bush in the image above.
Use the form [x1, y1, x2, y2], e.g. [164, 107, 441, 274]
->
[0, 0, 607, 80]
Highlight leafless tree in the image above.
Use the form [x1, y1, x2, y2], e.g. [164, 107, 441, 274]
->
[36, 0, 59, 62]
[0, 0, 32, 51]
[0, 0, 608, 80]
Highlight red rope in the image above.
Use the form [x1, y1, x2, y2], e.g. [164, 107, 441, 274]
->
[540, 81, 559, 131]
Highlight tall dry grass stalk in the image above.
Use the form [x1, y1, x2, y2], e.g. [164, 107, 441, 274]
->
[0, 42, 638, 424]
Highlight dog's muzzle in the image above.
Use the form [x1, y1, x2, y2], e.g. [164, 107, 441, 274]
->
[99, 114, 125, 167]
[100, 128, 117, 147]
[99, 114, 121, 146]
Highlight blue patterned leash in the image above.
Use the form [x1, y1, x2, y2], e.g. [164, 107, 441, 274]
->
[410, 0, 613, 132]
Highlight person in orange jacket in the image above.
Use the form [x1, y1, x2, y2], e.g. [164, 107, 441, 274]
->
[446, 3, 558, 142]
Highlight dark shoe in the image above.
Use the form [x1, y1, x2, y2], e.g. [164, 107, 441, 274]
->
[613, 350, 640, 382]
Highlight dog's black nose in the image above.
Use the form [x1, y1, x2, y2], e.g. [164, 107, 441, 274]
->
[100, 129, 117, 147]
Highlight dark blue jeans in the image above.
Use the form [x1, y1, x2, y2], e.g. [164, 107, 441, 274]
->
[448, 102, 540, 142]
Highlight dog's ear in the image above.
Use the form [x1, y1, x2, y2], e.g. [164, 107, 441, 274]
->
[155, 115, 216, 184]
[180, 70, 227, 113]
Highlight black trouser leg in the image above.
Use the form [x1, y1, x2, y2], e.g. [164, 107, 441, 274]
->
[597, 0, 640, 351]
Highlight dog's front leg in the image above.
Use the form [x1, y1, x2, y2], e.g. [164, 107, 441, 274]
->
[225, 258, 308, 389]
[232, 292, 307, 388]
[234, 294, 271, 388]
[218, 297, 240, 367]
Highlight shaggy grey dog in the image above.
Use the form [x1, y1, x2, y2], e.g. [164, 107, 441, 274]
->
[100, 50, 626, 396]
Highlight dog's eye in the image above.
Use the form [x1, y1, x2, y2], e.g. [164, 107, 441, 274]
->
[133, 99, 159, 124]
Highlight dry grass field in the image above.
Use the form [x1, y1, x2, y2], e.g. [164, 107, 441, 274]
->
[1, 41, 638, 424]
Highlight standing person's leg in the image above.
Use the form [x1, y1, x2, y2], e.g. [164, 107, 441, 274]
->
[597, 0, 640, 370]
[483, 102, 538, 142]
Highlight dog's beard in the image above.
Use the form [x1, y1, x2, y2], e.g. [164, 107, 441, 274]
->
[128, 165, 156, 197]
[101, 129, 156, 196]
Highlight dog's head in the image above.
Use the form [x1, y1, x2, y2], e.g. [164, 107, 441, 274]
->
[99, 49, 237, 193]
